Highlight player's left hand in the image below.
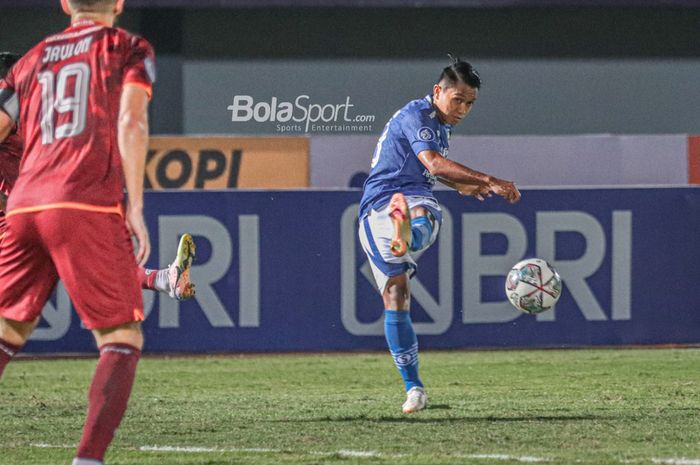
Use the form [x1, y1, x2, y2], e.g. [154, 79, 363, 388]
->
[125, 205, 151, 266]
[457, 182, 492, 201]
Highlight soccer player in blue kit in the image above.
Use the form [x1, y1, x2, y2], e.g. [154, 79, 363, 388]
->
[359, 58, 521, 413]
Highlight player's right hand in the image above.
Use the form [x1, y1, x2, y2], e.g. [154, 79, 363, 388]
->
[125, 205, 151, 266]
[489, 178, 521, 204]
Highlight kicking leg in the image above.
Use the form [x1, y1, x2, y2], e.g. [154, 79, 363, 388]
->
[409, 206, 435, 253]
[388, 193, 412, 257]
[389, 197, 436, 257]
[136, 233, 196, 301]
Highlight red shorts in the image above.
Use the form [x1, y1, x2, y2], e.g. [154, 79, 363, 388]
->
[0, 208, 144, 330]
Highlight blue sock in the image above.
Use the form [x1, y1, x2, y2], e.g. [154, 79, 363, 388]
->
[384, 310, 423, 391]
[410, 216, 433, 252]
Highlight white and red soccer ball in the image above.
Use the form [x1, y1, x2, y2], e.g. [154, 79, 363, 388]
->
[505, 258, 563, 314]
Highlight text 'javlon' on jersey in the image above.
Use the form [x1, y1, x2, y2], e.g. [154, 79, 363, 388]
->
[42, 37, 93, 64]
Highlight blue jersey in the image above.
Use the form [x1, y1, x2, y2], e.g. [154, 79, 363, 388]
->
[359, 95, 451, 219]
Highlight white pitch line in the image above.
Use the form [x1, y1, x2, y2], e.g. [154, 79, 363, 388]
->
[463, 454, 552, 463]
[653, 459, 700, 465]
[336, 450, 382, 457]
[141, 445, 384, 457]
[140, 445, 281, 454]
[30, 443, 74, 449]
[25, 444, 552, 462]
[27, 443, 700, 465]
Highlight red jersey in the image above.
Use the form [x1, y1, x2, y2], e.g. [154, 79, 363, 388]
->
[0, 128, 22, 197]
[0, 20, 154, 214]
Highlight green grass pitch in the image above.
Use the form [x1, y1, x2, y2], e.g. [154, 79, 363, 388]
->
[1, 348, 699, 465]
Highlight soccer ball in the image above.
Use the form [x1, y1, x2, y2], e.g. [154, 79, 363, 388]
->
[505, 258, 562, 314]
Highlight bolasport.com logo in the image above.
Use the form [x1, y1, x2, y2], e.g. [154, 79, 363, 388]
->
[227, 95, 376, 133]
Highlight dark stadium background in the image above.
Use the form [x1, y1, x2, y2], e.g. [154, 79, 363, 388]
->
[2, 0, 699, 134]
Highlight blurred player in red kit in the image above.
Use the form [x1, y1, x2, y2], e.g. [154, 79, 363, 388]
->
[0, 2, 191, 464]
[0, 51, 195, 301]
[0, 53, 22, 240]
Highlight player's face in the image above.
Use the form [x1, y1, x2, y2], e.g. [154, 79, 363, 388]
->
[433, 81, 478, 126]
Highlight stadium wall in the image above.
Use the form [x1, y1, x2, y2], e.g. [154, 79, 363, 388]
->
[146, 136, 310, 189]
[23, 188, 700, 354]
[183, 59, 700, 136]
[139, 134, 695, 189]
[310, 134, 691, 188]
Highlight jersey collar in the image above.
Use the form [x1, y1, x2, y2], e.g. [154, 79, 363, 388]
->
[71, 19, 109, 28]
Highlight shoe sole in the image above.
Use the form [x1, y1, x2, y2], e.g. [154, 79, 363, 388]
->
[173, 234, 195, 300]
[402, 403, 427, 413]
[175, 234, 195, 271]
[389, 193, 411, 257]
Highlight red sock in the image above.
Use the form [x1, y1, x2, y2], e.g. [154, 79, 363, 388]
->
[0, 338, 21, 379]
[75, 343, 141, 462]
[136, 267, 157, 290]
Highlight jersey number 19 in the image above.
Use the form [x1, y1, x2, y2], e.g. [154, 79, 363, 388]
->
[38, 62, 90, 145]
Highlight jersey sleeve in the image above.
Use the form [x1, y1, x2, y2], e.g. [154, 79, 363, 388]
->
[123, 36, 156, 99]
[401, 109, 442, 156]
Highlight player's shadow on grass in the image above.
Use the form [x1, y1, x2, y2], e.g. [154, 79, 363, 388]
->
[425, 403, 451, 410]
[372, 414, 617, 424]
[271, 412, 618, 424]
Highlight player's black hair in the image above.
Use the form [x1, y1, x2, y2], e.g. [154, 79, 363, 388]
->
[68, 0, 115, 11]
[437, 54, 481, 90]
[0, 52, 21, 80]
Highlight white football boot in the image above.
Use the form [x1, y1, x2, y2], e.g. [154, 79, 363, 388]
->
[168, 233, 196, 301]
[402, 386, 428, 413]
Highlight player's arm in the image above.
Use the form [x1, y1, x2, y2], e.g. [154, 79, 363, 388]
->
[0, 92, 16, 212]
[418, 150, 521, 203]
[0, 86, 16, 209]
[0, 96, 14, 144]
[118, 83, 151, 266]
[437, 177, 491, 201]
